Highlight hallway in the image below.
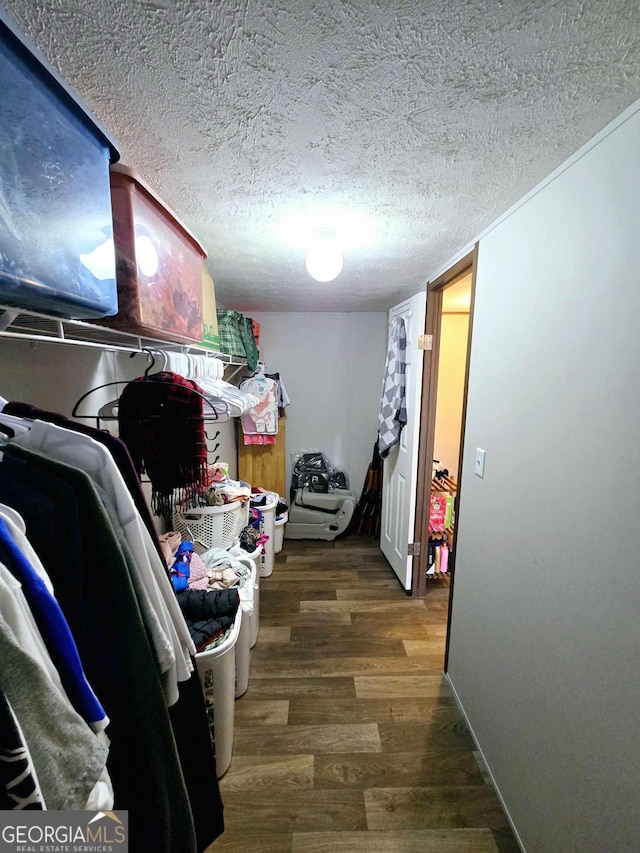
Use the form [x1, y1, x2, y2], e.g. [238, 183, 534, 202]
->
[209, 537, 519, 852]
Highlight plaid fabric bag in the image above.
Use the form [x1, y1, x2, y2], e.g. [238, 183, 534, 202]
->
[216, 310, 246, 357]
[240, 315, 259, 371]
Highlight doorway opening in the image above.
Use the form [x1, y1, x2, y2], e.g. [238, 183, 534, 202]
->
[411, 248, 477, 666]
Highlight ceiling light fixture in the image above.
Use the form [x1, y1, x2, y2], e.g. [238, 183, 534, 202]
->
[305, 228, 343, 282]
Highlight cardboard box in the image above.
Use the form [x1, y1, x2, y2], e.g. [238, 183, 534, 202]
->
[201, 265, 220, 350]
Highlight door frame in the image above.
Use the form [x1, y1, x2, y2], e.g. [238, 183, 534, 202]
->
[411, 244, 479, 658]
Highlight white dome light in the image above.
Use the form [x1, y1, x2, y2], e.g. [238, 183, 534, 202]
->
[305, 230, 343, 282]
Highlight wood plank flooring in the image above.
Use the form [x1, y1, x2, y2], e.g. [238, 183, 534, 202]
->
[207, 537, 519, 852]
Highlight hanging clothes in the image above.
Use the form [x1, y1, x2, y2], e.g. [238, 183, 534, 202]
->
[2, 401, 169, 572]
[377, 316, 407, 458]
[12, 420, 195, 706]
[240, 372, 279, 437]
[118, 371, 209, 519]
[167, 664, 224, 850]
[0, 515, 109, 731]
[265, 371, 291, 409]
[243, 433, 276, 445]
[0, 689, 44, 810]
[0, 603, 108, 811]
[1, 404, 224, 849]
[0, 445, 200, 851]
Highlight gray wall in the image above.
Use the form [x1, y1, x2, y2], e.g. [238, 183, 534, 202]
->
[251, 312, 388, 499]
[447, 106, 640, 851]
[0, 340, 127, 419]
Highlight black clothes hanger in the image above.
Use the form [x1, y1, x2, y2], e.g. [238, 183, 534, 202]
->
[139, 348, 165, 378]
[72, 380, 224, 423]
[71, 350, 227, 423]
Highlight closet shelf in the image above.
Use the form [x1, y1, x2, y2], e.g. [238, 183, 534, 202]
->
[0, 304, 249, 366]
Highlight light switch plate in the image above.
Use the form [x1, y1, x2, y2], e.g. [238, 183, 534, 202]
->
[475, 448, 486, 478]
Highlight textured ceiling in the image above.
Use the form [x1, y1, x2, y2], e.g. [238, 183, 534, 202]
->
[4, 0, 640, 311]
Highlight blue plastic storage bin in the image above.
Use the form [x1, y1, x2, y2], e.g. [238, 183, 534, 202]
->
[0, 12, 120, 318]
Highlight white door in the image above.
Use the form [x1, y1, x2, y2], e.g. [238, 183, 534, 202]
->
[380, 290, 426, 589]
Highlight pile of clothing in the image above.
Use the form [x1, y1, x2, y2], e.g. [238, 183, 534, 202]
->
[175, 589, 239, 654]
[160, 534, 254, 653]
[192, 463, 251, 508]
[233, 506, 269, 556]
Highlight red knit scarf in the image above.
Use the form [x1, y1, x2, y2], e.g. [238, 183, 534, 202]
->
[118, 371, 208, 519]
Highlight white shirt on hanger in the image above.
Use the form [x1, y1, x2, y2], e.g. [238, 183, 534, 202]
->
[13, 420, 196, 706]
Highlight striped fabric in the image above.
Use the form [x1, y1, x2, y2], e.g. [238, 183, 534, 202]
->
[0, 691, 44, 810]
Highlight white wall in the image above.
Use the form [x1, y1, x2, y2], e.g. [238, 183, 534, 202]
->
[251, 312, 388, 499]
[448, 107, 640, 851]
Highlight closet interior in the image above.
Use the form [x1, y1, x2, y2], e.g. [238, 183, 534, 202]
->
[0, 12, 289, 851]
[426, 270, 472, 579]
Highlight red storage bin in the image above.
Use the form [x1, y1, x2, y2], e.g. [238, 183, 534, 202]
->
[98, 164, 206, 343]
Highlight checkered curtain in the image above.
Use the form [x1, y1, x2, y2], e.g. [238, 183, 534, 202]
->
[377, 316, 407, 458]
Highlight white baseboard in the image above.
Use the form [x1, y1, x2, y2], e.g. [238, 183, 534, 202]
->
[445, 672, 527, 853]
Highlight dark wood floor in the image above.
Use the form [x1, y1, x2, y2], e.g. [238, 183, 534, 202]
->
[208, 537, 519, 852]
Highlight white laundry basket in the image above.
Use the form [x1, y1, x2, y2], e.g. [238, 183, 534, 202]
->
[173, 501, 249, 550]
[194, 610, 241, 778]
[232, 557, 256, 698]
[252, 493, 279, 577]
[274, 510, 288, 554]
[250, 556, 260, 648]
[228, 545, 261, 648]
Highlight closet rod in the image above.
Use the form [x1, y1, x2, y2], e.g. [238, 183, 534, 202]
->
[0, 304, 251, 366]
[71, 369, 230, 421]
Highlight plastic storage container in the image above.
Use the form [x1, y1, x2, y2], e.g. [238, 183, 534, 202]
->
[98, 163, 206, 343]
[173, 501, 249, 551]
[252, 493, 279, 578]
[194, 609, 241, 778]
[274, 510, 288, 554]
[0, 13, 119, 318]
